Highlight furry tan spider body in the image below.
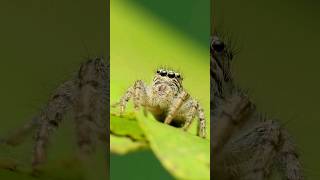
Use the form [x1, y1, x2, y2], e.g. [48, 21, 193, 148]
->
[211, 34, 303, 180]
[115, 68, 206, 138]
[0, 57, 109, 173]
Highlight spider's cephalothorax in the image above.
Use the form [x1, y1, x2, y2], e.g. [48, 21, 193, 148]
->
[1, 57, 109, 173]
[150, 69, 183, 108]
[211, 34, 303, 180]
[115, 68, 206, 138]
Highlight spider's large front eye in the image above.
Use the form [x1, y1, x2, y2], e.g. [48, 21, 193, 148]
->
[160, 70, 167, 76]
[168, 72, 175, 78]
[212, 40, 225, 53]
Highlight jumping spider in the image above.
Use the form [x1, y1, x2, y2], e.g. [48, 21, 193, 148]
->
[0, 57, 109, 173]
[211, 34, 303, 180]
[114, 68, 206, 138]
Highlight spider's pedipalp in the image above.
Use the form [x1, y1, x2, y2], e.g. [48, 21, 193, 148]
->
[164, 91, 189, 124]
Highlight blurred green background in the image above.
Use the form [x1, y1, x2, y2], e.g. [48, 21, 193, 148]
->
[110, 0, 209, 179]
[0, 0, 107, 180]
[214, 0, 320, 179]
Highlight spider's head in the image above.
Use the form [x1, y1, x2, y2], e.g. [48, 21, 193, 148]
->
[152, 68, 183, 97]
[78, 57, 107, 88]
[211, 35, 234, 79]
[211, 35, 235, 97]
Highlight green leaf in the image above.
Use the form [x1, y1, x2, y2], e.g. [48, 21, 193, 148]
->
[136, 112, 210, 180]
[110, 135, 147, 155]
[110, 113, 148, 154]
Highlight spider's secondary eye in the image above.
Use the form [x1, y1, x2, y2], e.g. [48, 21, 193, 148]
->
[156, 70, 160, 74]
[213, 40, 225, 53]
[175, 73, 180, 78]
[168, 72, 175, 78]
[160, 70, 167, 76]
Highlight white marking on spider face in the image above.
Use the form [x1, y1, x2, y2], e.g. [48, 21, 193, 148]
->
[116, 67, 206, 138]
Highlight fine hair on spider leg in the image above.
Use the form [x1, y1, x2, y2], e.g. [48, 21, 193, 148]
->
[0, 57, 109, 174]
[74, 58, 108, 154]
[114, 66, 206, 138]
[211, 33, 303, 180]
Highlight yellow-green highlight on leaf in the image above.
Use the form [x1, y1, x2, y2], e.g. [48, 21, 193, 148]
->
[110, 0, 210, 139]
[110, 113, 146, 141]
[136, 112, 210, 180]
[110, 113, 148, 155]
[110, 135, 147, 155]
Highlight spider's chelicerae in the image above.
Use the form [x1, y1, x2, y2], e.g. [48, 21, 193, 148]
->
[211, 34, 303, 180]
[0, 57, 109, 173]
[114, 68, 206, 138]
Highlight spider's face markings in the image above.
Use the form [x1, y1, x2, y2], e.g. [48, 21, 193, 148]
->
[153, 69, 183, 96]
[155, 69, 182, 79]
[115, 67, 206, 138]
[78, 57, 106, 89]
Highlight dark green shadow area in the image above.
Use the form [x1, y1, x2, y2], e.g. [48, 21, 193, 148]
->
[110, 151, 173, 180]
[129, 0, 210, 49]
